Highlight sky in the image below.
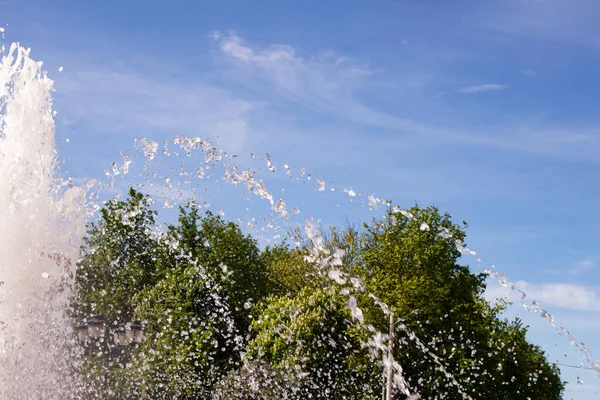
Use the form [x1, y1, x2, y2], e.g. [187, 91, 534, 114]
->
[2, 0, 600, 397]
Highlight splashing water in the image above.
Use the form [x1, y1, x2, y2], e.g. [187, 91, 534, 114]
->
[0, 43, 86, 399]
[0, 39, 598, 399]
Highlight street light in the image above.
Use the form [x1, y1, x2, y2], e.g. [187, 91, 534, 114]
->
[75, 314, 107, 343]
[125, 319, 146, 345]
[113, 327, 129, 347]
[75, 321, 89, 344]
[75, 315, 145, 397]
[75, 315, 145, 346]
[88, 314, 108, 340]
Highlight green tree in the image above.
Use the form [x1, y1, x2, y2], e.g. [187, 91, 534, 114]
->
[71, 195, 272, 399]
[124, 264, 234, 399]
[125, 204, 272, 399]
[165, 205, 270, 326]
[70, 188, 160, 399]
[348, 205, 564, 399]
[242, 288, 381, 399]
[72, 187, 159, 324]
[71, 194, 564, 399]
[260, 243, 324, 296]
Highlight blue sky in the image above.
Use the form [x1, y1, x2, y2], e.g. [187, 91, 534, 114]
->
[3, 0, 600, 397]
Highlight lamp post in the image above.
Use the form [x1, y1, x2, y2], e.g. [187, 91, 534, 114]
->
[75, 315, 145, 397]
[381, 309, 395, 400]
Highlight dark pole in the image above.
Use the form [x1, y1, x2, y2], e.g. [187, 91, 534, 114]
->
[386, 309, 394, 400]
[104, 326, 110, 399]
[381, 370, 387, 400]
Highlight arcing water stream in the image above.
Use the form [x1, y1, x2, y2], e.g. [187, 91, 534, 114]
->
[0, 40, 598, 399]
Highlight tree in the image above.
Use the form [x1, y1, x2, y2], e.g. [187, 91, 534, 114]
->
[165, 205, 270, 327]
[125, 204, 272, 399]
[260, 243, 324, 296]
[72, 187, 159, 324]
[70, 188, 160, 398]
[214, 361, 302, 399]
[242, 288, 381, 399]
[71, 195, 272, 399]
[71, 194, 564, 399]
[125, 264, 234, 399]
[346, 205, 564, 399]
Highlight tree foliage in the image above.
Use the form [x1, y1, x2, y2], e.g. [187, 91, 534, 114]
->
[348, 205, 563, 398]
[71, 193, 564, 399]
[244, 288, 381, 399]
[72, 187, 158, 324]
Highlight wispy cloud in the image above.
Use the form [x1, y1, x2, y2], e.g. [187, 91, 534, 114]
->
[48, 30, 600, 169]
[486, 280, 600, 312]
[478, 0, 600, 48]
[53, 64, 252, 153]
[570, 258, 596, 276]
[212, 32, 600, 162]
[210, 31, 413, 131]
[546, 257, 596, 276]
[210, 32, 533, 150]
[456, 84, 510, 94]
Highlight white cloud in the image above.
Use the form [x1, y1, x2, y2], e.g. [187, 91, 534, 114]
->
[456, 84, 510, 94]
[478, 0, 600, 48]
[217, 33, 255, 61]
[545, 257, 596, 276]
[208, 32, 600, 162]
[570, 258, 595, 276]
[47, 31, 600, 168]
[486, 280, 600, 312]
[211, 31, 436, 133]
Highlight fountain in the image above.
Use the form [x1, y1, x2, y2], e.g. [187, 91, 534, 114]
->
[0, 43, 86, 398]
[0, 39, 597, 399]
